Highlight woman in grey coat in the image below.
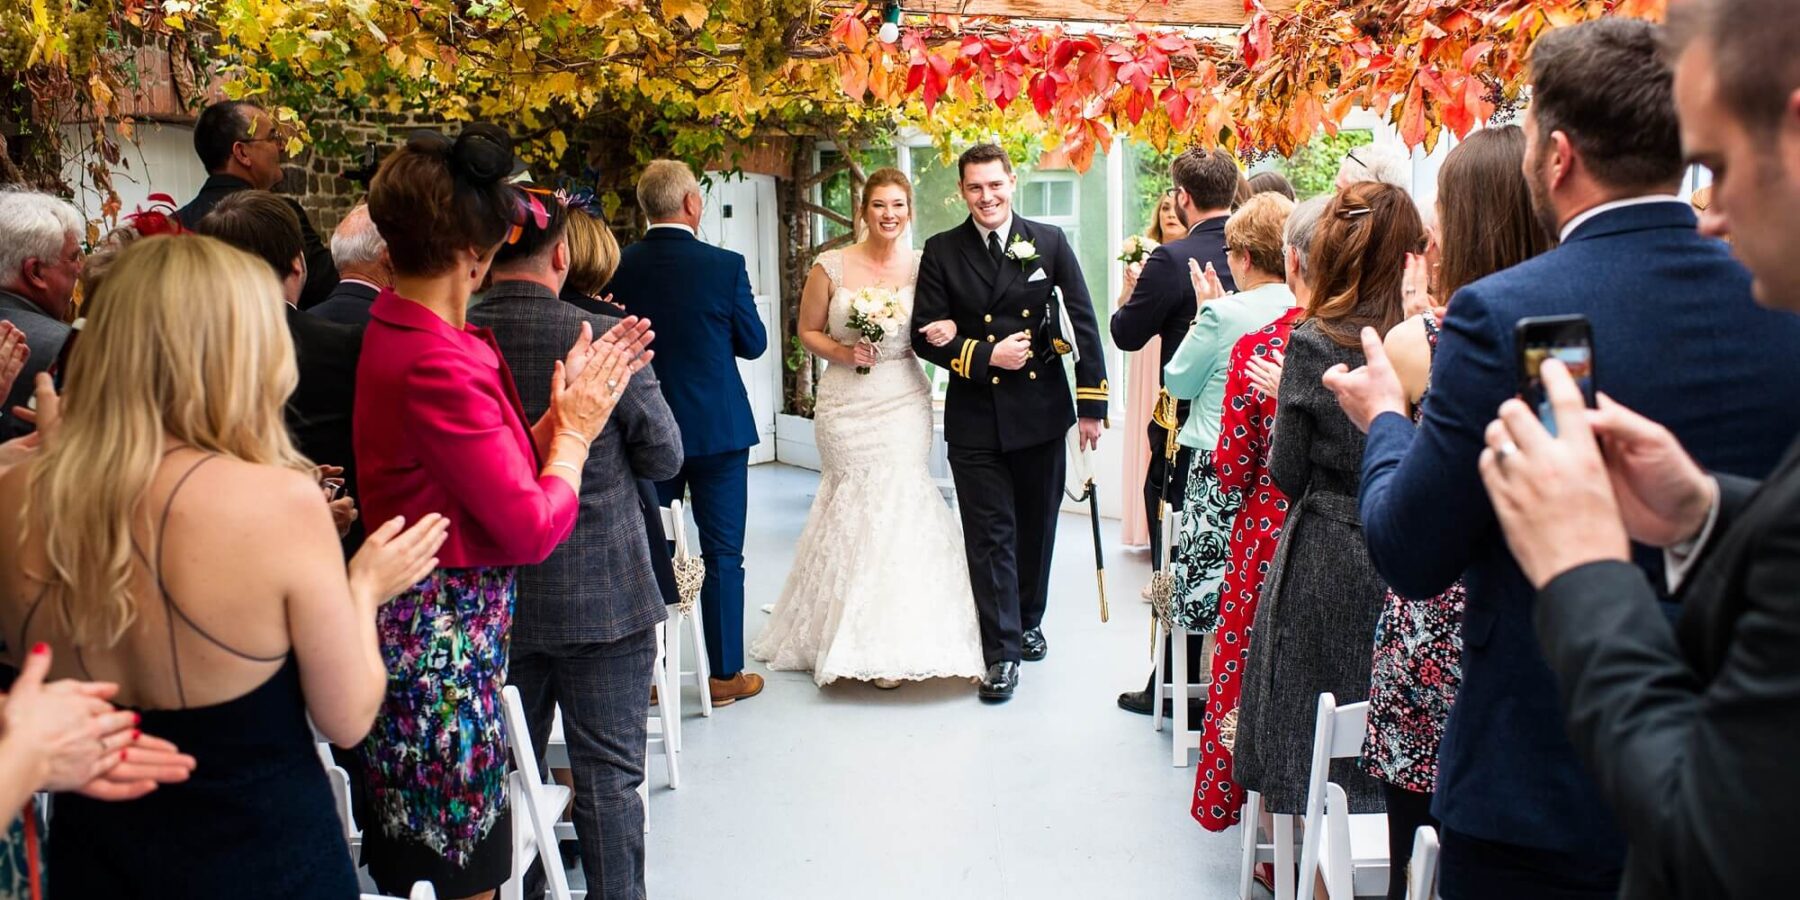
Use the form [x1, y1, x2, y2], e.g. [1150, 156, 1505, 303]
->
[1233, 182, 1425, 816]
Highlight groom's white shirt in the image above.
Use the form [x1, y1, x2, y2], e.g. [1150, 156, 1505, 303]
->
[975, 214, 1014, 250]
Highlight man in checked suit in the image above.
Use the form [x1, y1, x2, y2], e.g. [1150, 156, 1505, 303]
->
[911, 143, 1108, 701]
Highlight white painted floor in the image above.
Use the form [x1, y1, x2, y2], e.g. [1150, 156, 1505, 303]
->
[645, 463, 1250, 900]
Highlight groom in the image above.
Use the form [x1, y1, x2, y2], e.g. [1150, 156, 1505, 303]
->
[911, 143, 1109, 701]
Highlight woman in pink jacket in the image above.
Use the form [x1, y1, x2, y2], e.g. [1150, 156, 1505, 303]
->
[353, 125, 652, 900]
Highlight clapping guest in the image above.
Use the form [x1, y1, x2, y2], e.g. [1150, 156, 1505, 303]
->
[1232, 182, 1421, 825]
[1162, 192, 1296, 636]
[0, 190, 80, 440]
[1109, 148, 1240, 717]
[1191, 196, 1326, 839]
[0, 234, 446, 898]
[310, 203, 390, 326]
[192, 191, 365, 549]
[1358, 124, 1553, 898]
[1326, 19, 1800, 898]
[354, 125, 649, 899]
[1119, 190, 1187, 554]
[468, 187, 679, 900]
[604, 159, 769, 706]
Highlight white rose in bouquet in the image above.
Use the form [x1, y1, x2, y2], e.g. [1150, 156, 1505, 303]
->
[1118, 234, 1159, 264]
[844, 286, 902, 374]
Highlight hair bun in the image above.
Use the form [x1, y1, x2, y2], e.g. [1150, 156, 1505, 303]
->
[404, 129, 453, 157]
[450, 124, 516, 186]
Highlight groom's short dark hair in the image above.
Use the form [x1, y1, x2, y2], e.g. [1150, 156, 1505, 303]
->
[957, 144, 1013, 181]
[1172, 148, 1240, 212]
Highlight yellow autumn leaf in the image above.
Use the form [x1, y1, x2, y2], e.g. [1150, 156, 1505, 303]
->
[663, 0, 708, 29]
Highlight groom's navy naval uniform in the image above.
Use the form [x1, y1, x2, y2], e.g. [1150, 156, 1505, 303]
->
[912, 214, 1108, 673]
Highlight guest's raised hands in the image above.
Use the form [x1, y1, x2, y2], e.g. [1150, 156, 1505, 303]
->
[1401, 252, 1440, 319]
[0, 322, 29, 401]
[1187, 258, 1227, 304]
[348, 513, 451, 605]
[551, 333, 642, 442]
[1587, 393, 1716, 548]
[1247, 349, 1284, 401]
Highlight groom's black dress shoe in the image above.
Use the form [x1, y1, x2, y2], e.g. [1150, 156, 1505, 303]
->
[1021, 628, 1048, 661]
[1116, 689, 1204, 719]
[979, 661, 1020, 701]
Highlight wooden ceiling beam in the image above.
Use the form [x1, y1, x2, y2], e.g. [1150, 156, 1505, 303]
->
[889, 0, 1295, 29]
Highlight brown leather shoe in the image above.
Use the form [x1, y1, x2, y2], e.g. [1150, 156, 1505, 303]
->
[708, 672, 765, 707]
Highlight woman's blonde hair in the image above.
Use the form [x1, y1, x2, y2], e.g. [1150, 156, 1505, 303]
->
[564, 209, 622, 298]
[1225, 192, 1296, 278]
[23, 234, 309, 646]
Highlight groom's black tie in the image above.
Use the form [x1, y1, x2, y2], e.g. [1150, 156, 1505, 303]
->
[987, 230, 1005, 271]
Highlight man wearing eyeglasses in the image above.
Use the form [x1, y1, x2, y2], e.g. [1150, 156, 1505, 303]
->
[176, 100, 340, 308]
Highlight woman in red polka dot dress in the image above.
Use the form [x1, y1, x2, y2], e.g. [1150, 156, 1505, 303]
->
[1192, 306, 1304, 832]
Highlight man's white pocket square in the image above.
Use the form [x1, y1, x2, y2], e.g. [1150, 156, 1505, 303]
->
[1027, 269, 1048, 283]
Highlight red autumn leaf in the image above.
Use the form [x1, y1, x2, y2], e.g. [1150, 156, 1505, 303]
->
[905, 56, 927, 94]
[1461, 40, 1495, 71]
[1162, 85, 1192, 131]
[1397, 79, 1429, 147]
[842, 15, 868, 54]
[838, 53, 870, 99]
[1030, 72, 1057, 117]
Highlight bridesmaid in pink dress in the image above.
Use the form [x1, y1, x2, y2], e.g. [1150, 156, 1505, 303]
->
[1120, 192, 1189, 558]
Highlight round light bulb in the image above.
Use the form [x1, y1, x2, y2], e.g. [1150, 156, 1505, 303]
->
[878, 21, 899, 44]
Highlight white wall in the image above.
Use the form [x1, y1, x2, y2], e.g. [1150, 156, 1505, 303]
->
[59, 122, 206, 224]
[701, 172, 782, 465]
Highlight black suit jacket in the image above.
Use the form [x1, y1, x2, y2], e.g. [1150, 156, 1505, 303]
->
[308, 280, 379, 327]
[911, 216, 1107, 451]
[178, 174, 340, 309]
[283, 305, 364, 552]
[1535, 440, 1800, 899]
[1108, 215, 1234, 369]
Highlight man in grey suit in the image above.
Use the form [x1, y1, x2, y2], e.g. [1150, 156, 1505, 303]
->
[1473, 2, 1800, 896]
[0, 189, 80, 439]
[470, 190, 681, 900]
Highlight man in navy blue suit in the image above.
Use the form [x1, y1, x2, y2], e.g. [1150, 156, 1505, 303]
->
[605, 160, 769, 706]
[1324, 19, 1800, 899]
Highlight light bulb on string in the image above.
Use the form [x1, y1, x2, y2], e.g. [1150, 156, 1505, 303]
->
[877, 1, 901, 44]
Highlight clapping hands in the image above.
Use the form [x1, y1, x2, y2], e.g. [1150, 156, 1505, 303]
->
[1246, 349, 1284, 401]
[1188, 258, 1227, 304]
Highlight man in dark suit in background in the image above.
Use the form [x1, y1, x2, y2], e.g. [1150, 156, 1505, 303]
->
[1108, 147, 1239, 717]
[1471, 2, 1800, 896]
[309, 203, 389, 326]
[176, 100, 339, 308]
[910, 143, 1109, 701]
[1326, 18, 1800, 899]
[193, 191, 364, 550]
[471, 190, 682, 900]
[0, 189, 80, 440]
[604, 159, 768, 706]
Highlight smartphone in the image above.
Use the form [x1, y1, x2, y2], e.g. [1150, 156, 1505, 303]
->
[1516, 314, 1597, 436]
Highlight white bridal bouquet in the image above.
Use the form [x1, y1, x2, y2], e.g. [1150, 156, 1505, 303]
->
[1117, 234, 1159, 264]
[845, 286, 904, 374]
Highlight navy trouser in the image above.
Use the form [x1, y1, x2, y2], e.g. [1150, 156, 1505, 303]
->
[656, 448, 750, 676]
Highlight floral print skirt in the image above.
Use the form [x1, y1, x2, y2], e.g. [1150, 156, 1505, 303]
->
[359, 566, 517, 895]
[1169, 449, 1242, 632]
[1359, 582, 1466, 793]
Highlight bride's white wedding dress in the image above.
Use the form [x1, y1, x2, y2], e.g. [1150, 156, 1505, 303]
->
[751, 248, 985, 686]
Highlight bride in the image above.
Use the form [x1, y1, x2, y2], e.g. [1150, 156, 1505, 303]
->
[751, 168, 985, 688]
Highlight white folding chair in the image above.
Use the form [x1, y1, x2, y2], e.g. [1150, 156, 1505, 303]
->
[500, 686, 576, 900]
[1407, 826, 1440, 900]
[1151, 508, 1206, 767]
[314, 742, 362, 865]
[650, 621, 681, 789]
[1238, 789, 1299, 900]
[360, 882, 438, 900]
[1296, 693, 1390, 899]
[660, 499, 712, 750]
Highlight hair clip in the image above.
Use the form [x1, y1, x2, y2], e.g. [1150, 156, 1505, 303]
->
[1337, 205, 1373, 220]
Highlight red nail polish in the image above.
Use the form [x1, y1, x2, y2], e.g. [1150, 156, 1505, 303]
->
[132, 729, 142, 742]
[132, 712, 142, 726]
[30, 642, 47, 655]
[120, 749, 128, 760]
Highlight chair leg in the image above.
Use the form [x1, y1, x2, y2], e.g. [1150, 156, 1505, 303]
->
[1274, 813, 1296, 900]
[666, 615, 684, 753]
[1172, 627, 1191, 767]
[1151, 621, 1168, 733]
[690, 603, 714, 717]
[1238, 790, 1262, 900]
[638, 772, 651, 835]
[653, 630, 681, 790]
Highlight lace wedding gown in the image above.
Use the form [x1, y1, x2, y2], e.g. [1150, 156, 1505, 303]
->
[751, 249, 985, 685]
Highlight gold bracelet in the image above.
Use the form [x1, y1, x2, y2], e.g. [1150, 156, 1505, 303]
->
[549, 460, 582, 476]
[555, 429, 591, 447]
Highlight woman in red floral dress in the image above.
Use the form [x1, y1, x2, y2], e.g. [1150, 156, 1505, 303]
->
[1192, 303, 1305, 831]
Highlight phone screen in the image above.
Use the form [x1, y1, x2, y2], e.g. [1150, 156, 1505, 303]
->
[1517, 316, 1596, 436]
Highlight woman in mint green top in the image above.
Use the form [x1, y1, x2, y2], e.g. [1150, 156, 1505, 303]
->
[1164, 193, 1297, 631]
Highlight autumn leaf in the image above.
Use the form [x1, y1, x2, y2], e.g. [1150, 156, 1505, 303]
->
[1396, 79, 1429, 147]
[662, 0, 708, 29]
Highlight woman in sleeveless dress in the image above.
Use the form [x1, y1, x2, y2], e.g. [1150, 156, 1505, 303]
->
[752, 168, 985, 688]
[0, 235, 447, 899]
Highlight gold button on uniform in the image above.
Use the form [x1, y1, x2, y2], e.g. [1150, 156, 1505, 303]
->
[1022, 309, 1032, 317]
[987, 335, 995, 342]
[983, 314, 993, 323]
[991, 376, 1000, 384]
[1029, 371, 1038, 380]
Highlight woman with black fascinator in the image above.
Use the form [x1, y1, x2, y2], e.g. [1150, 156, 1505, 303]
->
[352, 124, 656, 899]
